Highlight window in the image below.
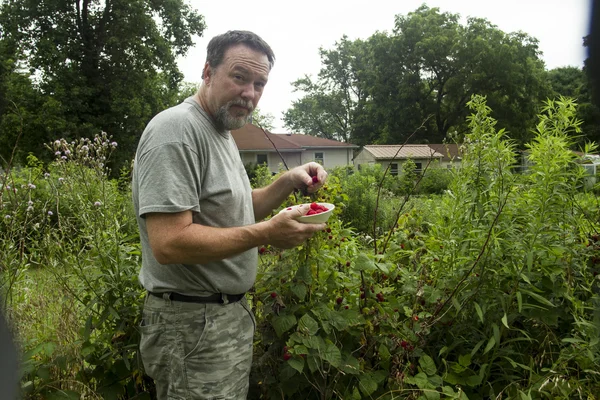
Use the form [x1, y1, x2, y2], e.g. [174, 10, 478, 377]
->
[256, 154, 268, 165]
[314, 152, 324, 165]
[390, 163, 398, 176]
[414, 162, 423, 174]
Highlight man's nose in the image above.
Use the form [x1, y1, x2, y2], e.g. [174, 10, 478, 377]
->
[240, 82, 255, 101]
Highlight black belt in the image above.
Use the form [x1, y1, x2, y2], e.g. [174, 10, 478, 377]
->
[149, 291, 245, 304]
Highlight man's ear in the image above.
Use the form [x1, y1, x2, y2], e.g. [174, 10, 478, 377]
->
[202, 62, 212, 85]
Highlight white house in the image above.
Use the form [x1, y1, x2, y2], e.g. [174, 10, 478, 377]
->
[232, 124, 359, 173]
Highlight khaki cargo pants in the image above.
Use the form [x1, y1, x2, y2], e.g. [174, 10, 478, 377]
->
[139, 293, 256, 399]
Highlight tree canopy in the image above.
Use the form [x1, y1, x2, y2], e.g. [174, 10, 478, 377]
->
[0, 0, 205, 167]
[284, 5, 553, 147]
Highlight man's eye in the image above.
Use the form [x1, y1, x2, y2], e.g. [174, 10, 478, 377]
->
[234, 75, 245, 81]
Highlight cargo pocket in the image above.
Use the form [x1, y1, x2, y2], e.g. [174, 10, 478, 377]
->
[240, 299, 256, 333]
[139, 310, 168, 380]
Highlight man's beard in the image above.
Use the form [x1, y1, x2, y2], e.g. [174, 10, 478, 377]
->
[215, 99, 254, 130]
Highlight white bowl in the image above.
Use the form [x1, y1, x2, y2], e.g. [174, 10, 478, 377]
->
[281, 202, 335, 224]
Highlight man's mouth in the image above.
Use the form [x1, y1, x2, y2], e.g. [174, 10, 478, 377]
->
[228, 100, 253, 114]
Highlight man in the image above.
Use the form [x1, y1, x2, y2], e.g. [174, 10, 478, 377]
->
[0, 305, 18, 400]
[132, 30, 327, 399]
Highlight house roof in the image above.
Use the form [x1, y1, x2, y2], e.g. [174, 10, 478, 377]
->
[278, 133, 360, 149]
[427, 143, 462, 162]
[231, 123, 358, 151]
[363, 145, 444, 160]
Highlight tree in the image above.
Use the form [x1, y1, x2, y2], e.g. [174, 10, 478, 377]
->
[251, 107, 276, 131]
[284, 5, 549, 147]
[0, 0, 205, 167]
[283, 36, 370, 142]
[546, 66, 600, 144]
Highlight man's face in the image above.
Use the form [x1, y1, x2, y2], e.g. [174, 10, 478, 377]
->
[204, 44, 270, 130]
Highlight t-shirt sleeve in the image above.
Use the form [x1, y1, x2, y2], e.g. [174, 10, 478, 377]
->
[136, 142, 202, 217]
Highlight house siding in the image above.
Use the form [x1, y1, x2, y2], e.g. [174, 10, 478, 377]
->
[240, 151, 302, 173]
[301, 148, 354, 168]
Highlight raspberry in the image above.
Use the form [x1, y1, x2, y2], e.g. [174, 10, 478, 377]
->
[283, 352, 292, 361]
[270, 292, 277, 298]
[346, 261, 351, 267]
[336, 297, 343, 304]
[400, 340, 408, 349]
[326, 228, 331, 233]
[258, 247, 267, 254]
[310, 202, 319, 210]
[312, 176, 319, 183]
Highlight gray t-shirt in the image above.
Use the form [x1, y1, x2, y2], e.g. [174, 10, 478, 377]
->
[132, 97, 257, 295]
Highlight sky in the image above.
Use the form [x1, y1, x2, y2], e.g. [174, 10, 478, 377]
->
[177, 0, 592, 132]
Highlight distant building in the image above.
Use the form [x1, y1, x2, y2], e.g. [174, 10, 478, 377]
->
[232, 124, 359, 173]
[353, 144, 462, 175]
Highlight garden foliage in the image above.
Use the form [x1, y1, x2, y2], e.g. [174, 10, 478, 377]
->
[1, 96, 599, 399]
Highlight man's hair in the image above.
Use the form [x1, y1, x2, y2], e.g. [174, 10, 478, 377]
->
[203, 30, 275, 77]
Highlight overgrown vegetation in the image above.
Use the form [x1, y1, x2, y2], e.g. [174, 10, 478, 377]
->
[1, 96, 599, 399]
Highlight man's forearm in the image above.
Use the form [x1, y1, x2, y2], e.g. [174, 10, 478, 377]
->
[152, 220, 272, 265]
[252, 172, 296, 220]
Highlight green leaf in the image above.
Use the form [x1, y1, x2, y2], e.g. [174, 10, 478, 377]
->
[443, 372, 460, 385]
[290, 283, 307, 300]
[465, 374, 482, 387]
[451, 296, 461, 313]
[307, 355, 319, 373]
[501, 313, 509, 329]
[37, 366, 51, 380]
[471, 340, 485, 357]
[288, 356, 305, 373]
[296, 264, 312, 284]
[329, 310, 349, 331]
[450, 362, 467, 374]
[339, 354, 361, 375]
[379, 344, 391, 361]
[419, 355, 437, 376]
[46, 390, 81, 400]
[483, 336, 496, 354]
[519, 390, 532, 400]
[516, 291, 523, 312]
[458, 353, 471, 367]
[424, 388, 441, 400]
[355, 253, 376, 271]
[302, 335, 325, 351]
[442, 386, 456, 396]
[359, 373, 378, 397]
[474, 302, 484, 324]
[561, 338, 585, 344]
[521, 289, 556, 308]
[322, 343, 342, 367]
[493, 323, 500, 345]
[298, 314, 319, 335]
[272, 314, 297, 337]
[406, 372, 429, 388]
[375, 262, 390, 274]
